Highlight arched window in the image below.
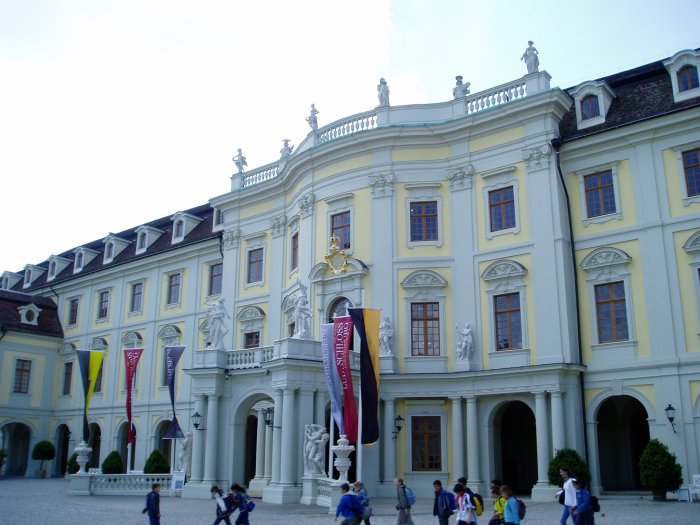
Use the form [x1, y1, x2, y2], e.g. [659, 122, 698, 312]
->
[580, 94, 600, 120]
[678, 65, 699, 92]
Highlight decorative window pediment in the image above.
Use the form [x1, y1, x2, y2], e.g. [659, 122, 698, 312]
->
[237, 306, 266, 322]
[664, 49, 700, 103]
[17, 303, 41, 325]
[481, 260, 527, 281]
[580, 247, 631, 270]
[90, 337, 109, 351]
[170, 211, 204, 244]
[59, 342, 76, 355]
[102, 234, 131, 264]
[570, 80, 616, 130]
[683, 230, 700, 254]
[73, 247, 100, 273]
[120, 332, 142, 349]
[401, 270, 447, 289]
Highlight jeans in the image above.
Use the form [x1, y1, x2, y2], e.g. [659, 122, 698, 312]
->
[560, 505, 574, 525]
[235, 510, 249, 525]
[396, 509, 415, 525]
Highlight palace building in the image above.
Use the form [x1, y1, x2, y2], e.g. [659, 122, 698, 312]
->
[1, 48, 699, 501]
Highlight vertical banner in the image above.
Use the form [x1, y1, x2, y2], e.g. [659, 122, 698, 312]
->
[163, 345, 185, 439]
[123, 348, 144, 444]
[75, 349, 105, 442]
[321, 323, 344, 435]
[348, 308, 381, 444]
[333, 316, 358, 443]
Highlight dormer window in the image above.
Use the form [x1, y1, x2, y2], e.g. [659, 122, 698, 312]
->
[580, 95, 600, 120]
[73, 247, 100, 273]
[105, 242, 114, 260]
[75, 252, 84, 271]
[664, 49, 700, 103]
[678, 65, 699, 92]
[170, 212, 204, 244]
[570, 80, 615, 130]
[1, 275, 8, 289]
[22, 265, 45, 289]
[1, 272, 22, 290]
[23, 269, 31, 286]
[174, 220, 184, 238]
[134, 225, 165, 255]
[137, 232, 146, 250]
[18, 304, 41, 326]
[102, 234, 130, 264]
[48, 261, 56, 278]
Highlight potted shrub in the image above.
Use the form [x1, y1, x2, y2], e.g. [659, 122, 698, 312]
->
[144, 449, 170, 474]
[31, 440, 56, 478]
[548, 448, 591, 486]
[101, 450, 124, 474]
[639, 438, 683, 500]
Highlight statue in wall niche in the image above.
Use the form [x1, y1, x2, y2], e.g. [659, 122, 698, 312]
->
[206, 297, 230, 350]
[521, 40, 540, 74]
[456, 323, 474, 360]
[280, 139, 294, 159]
[377, 77, 390, 107]
[379, 316, 394, 356]
[306, 104, 319, 131]
[453, 75, 471, 98]
[292, 282, 312, 339]
[233, 148, 247, 173]
[303, 424, 329, 475]
[178, 431, 193, 476]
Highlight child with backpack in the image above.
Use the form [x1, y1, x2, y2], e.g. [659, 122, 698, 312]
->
[500, 485, 520, 525]
[488, 484, 506, 525]
[210, 484, 235, 525]
[336, 482, 363, 525]
[572, 479, 595, 525]
[454, 483, 475, 525]
[230, 483, 253, 525]
[393, 477, 416, 525]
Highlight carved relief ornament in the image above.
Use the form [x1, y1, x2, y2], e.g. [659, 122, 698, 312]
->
[522, 144, 552, 172]
[447, 164, 475, 191]
[369, 172, 395, 197]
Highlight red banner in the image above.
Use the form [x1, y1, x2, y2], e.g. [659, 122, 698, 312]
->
[333, 316, 358, 443]
[124, 348, 144, 444]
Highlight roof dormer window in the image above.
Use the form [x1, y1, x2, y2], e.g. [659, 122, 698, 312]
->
[75, 252, 84, 271]
[21, 265, 45, 289]
[1, 271, 22, 290]
[134, 225, 165, 255]
[48, 261, 56, 279]
[580, 94, 600, 120]
[73, 247, 99, 274]
[170, 212, 204, 244]
[23, 268, 31, 286]
[174, 220, 184, 238]
[105, 242, 114, 259]
[46, 255, 71, 282]
[570, 80, 616, 130]
[137, 232, 146, 250]
[664, 49, 700, 103]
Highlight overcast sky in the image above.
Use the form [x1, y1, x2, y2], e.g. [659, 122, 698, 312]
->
[1, 0, 699, 273]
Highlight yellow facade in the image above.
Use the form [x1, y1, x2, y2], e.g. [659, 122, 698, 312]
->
[313, 155, 373, 181]
[469, 127, 526, 152]
[390, 146, 451, 162]
[674, 228, 700, 353]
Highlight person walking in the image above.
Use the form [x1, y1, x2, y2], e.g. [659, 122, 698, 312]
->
[210, 484, 234, 525]
[230, 483, 250, 525]
[335, 482, 361, 525]
[394, 478, 415, 525]
[454, 483, 474, 525]
[500, 486, 519, 525]
[457, 478, 477, 524]
[353, 481, 372, 525]
[572, 479, 594, 525]
[433, 480, 453, 525]
[143, 483, 161, 525]
[488, 484, 506, 525]
[557, 467, 577, 525]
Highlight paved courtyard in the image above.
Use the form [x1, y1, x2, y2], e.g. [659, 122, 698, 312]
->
[0, 478, 697, 525]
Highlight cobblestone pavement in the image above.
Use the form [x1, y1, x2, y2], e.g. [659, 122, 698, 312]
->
[0, 478, 698, 525]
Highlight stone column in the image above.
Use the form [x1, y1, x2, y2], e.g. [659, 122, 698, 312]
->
[314, 389, 326, 427]
[383, 398, 396, 482]
[531, 391, 553, 501]
[263, 421, 273, 482]
[203, 394, 219, 482]
[466, 396, 482, 493]
[270, 390, 283, 484]
[280, 388, 297, 484]
[190, 395, 206, 482]
[551, 391, 565, 453]
[587, 419, 601, 497]
[248, 406, 268, 496]
[451, 396, 464, 485]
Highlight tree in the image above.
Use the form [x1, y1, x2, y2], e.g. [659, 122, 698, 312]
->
[548, 448, 591, 486]
[144, 449, 170, 474]
[31, 440, 56, 473]
[101, 450, 124, 474]
[639, 439, 683, 499]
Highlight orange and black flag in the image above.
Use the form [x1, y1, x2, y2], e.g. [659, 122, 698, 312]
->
[348, 308, 381, 444]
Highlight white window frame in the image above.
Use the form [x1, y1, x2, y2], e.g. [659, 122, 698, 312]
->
[96, 289, 111, 322]
[664, 49, 700, 103]
[482, 173, 521, 239]
[243, 234, 267, 287]
[404, 183, 443, 248]
[482, 260, 530, 354]
[165, 271, 182, 307]
[325, 193, 355, 255]
[237, 306, 266, 349]
[405, 400, 448, 475]
[683, 231, 700, 342]
[67, 297, 80, 326]
[207, 261, 223, 297]
[569, 80, 616, 130]
[580, 247, 637, 351]
[673, 141, 700, 206]
[128, 280, 145, 314]
[577, 162, 623, 225]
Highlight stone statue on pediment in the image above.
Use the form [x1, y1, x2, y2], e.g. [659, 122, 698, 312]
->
[456, 322, 474, 360]
[521, 40, 539, 74]
[379, 316, 394, 356]
[453, 75, 471, 98]
[292, 282, 312, 339]
[306, 104, 319, 131]
[233, 148, 247, 173]
[377, 78, 390, 107]
[206, 297, 230, 350]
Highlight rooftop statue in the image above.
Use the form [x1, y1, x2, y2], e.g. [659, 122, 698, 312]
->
[233, 148, 247, 173]
[453, 75, 471, 98]
[377, 77, 390, 107]
[521, 40, 539, 74]
[280, 139, 294, 159]
[306, 104, 319, 131]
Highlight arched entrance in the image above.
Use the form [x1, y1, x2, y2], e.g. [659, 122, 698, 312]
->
[117, 422, 136, 472]
[494, 401, 537, 495]
[54, 424, 71, 476]
[88, 423, 101, 469]
[244, 414, 258, 486]
[1, 422, 31, 476]
[597, 395, 649, 490]
[154, 420, 173, 469]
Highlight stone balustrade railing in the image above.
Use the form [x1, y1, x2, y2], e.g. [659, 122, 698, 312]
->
[241, 163, 280, 188]
[87, 473, 173, 496]
[226, 344, 358, 370]
[317, 111, 378, 144]
[465, 78, 527, 114]
[316, 478, 334, 507]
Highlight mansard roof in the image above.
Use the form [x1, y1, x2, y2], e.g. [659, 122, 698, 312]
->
[6, 202, 217, 292]
[559, 50, 700, 141]
[0, 289, 63, 338]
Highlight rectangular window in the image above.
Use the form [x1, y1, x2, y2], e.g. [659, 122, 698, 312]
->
[410, 302, 440, 356]
[209, 263, 223, 296]
[489, 187, 516, 232]
[291, 232, 299, 271]
[62, 362, 73, 395]
[97, 291, 110, 319]
[331, 211, 351, 249]
[411, 415, 441, 471]
[13, 359, 31, 394]
[245, 331, 261, 349]
[247, 248, 264, 284]
[595, 282, 629, 343]
[167, 273, 181, 304]
[495, 292, 522, 350]
[130, 282, 143, 313]
[584, 170, 616, 217]
[410, 201, 438, 242]
[68, 298, 79, 325]
[683, 148, 700, 197]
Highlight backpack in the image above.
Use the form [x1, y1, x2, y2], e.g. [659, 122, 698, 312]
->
[243, 493, 255, 512]
[440, 491, 454, 517]
[471, 492, 484, 516]
[446, 491, 457, 510]
[590, 495, 600, 513]
[516, 498, 526, 520]
[350, 494, 364, 517]
[404, 486, 416, 506]
[224, 493, 237, 513]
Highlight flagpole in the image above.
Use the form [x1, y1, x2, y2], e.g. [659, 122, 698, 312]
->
[357, 379, 363, 483]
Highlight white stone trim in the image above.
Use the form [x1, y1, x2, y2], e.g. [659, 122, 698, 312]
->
[404, 184, 444, 248]
[672, 141, 700, 206]
[483, 179, 521, 240]
[576, 162, 623, 226]
[481, 260, 529, 354]
[663, 49, 700, 103]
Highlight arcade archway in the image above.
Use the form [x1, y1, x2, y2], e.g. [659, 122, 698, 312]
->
[1, 422, 31, 476]
[494, 400, 537, 495]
